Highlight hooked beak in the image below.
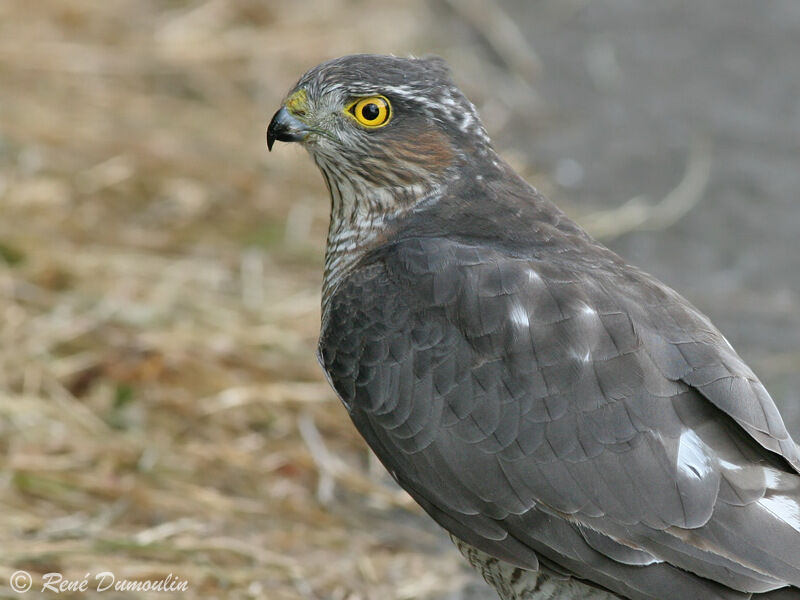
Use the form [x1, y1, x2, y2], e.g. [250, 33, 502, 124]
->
[267, 107, 310, 151]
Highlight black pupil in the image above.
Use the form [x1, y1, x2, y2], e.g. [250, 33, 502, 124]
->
[361, 102, 381, 121]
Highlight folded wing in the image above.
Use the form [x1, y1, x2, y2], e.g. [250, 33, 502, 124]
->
[319, 236, 800, 600]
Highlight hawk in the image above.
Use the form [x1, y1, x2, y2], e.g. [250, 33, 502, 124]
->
[267, 54, 800, 600]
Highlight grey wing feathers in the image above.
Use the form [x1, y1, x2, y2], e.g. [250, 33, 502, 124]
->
[319, 236, 800, 600]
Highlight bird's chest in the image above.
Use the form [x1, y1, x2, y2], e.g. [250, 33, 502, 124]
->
[317, 262, 401, 413]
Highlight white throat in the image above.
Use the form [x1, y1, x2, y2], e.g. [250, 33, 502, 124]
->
[314, 153, 437, 311]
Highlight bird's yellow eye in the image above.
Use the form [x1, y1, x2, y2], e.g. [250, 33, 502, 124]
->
[347, 96, 392, 128]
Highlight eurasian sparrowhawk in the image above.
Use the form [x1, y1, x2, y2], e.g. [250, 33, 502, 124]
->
[267, 54, 800, 600]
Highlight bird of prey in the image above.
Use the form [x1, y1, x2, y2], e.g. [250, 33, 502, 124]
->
[267, 54, 800, 600]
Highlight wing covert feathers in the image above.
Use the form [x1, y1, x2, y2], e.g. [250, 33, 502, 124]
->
[319, 236, 800, 599]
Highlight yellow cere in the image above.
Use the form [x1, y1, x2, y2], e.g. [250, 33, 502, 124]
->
[347, 96, 391, 128]
[286, 89, 309, 117]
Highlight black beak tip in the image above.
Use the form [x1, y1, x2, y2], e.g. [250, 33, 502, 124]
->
[266, 108, 281, 152]
[266, 107, 309, 153]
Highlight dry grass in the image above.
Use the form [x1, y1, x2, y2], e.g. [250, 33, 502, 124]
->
[0, 1, 483, 598]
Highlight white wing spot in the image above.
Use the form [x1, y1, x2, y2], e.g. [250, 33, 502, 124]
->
[677, 430, 713, 479]
[580, 304, 597, 317]
[571, 349, 592, 363]
[758, 495, 800, 532]
[509, 302, 530, 330]
[718, 458, 743, 471]
[527, 269, 542, 283]
[763, 467, 784, 489]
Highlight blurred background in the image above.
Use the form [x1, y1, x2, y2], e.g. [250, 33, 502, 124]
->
[0, 1, 798, 598]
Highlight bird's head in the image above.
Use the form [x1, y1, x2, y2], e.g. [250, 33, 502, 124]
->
[267, 54, 494, 192]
